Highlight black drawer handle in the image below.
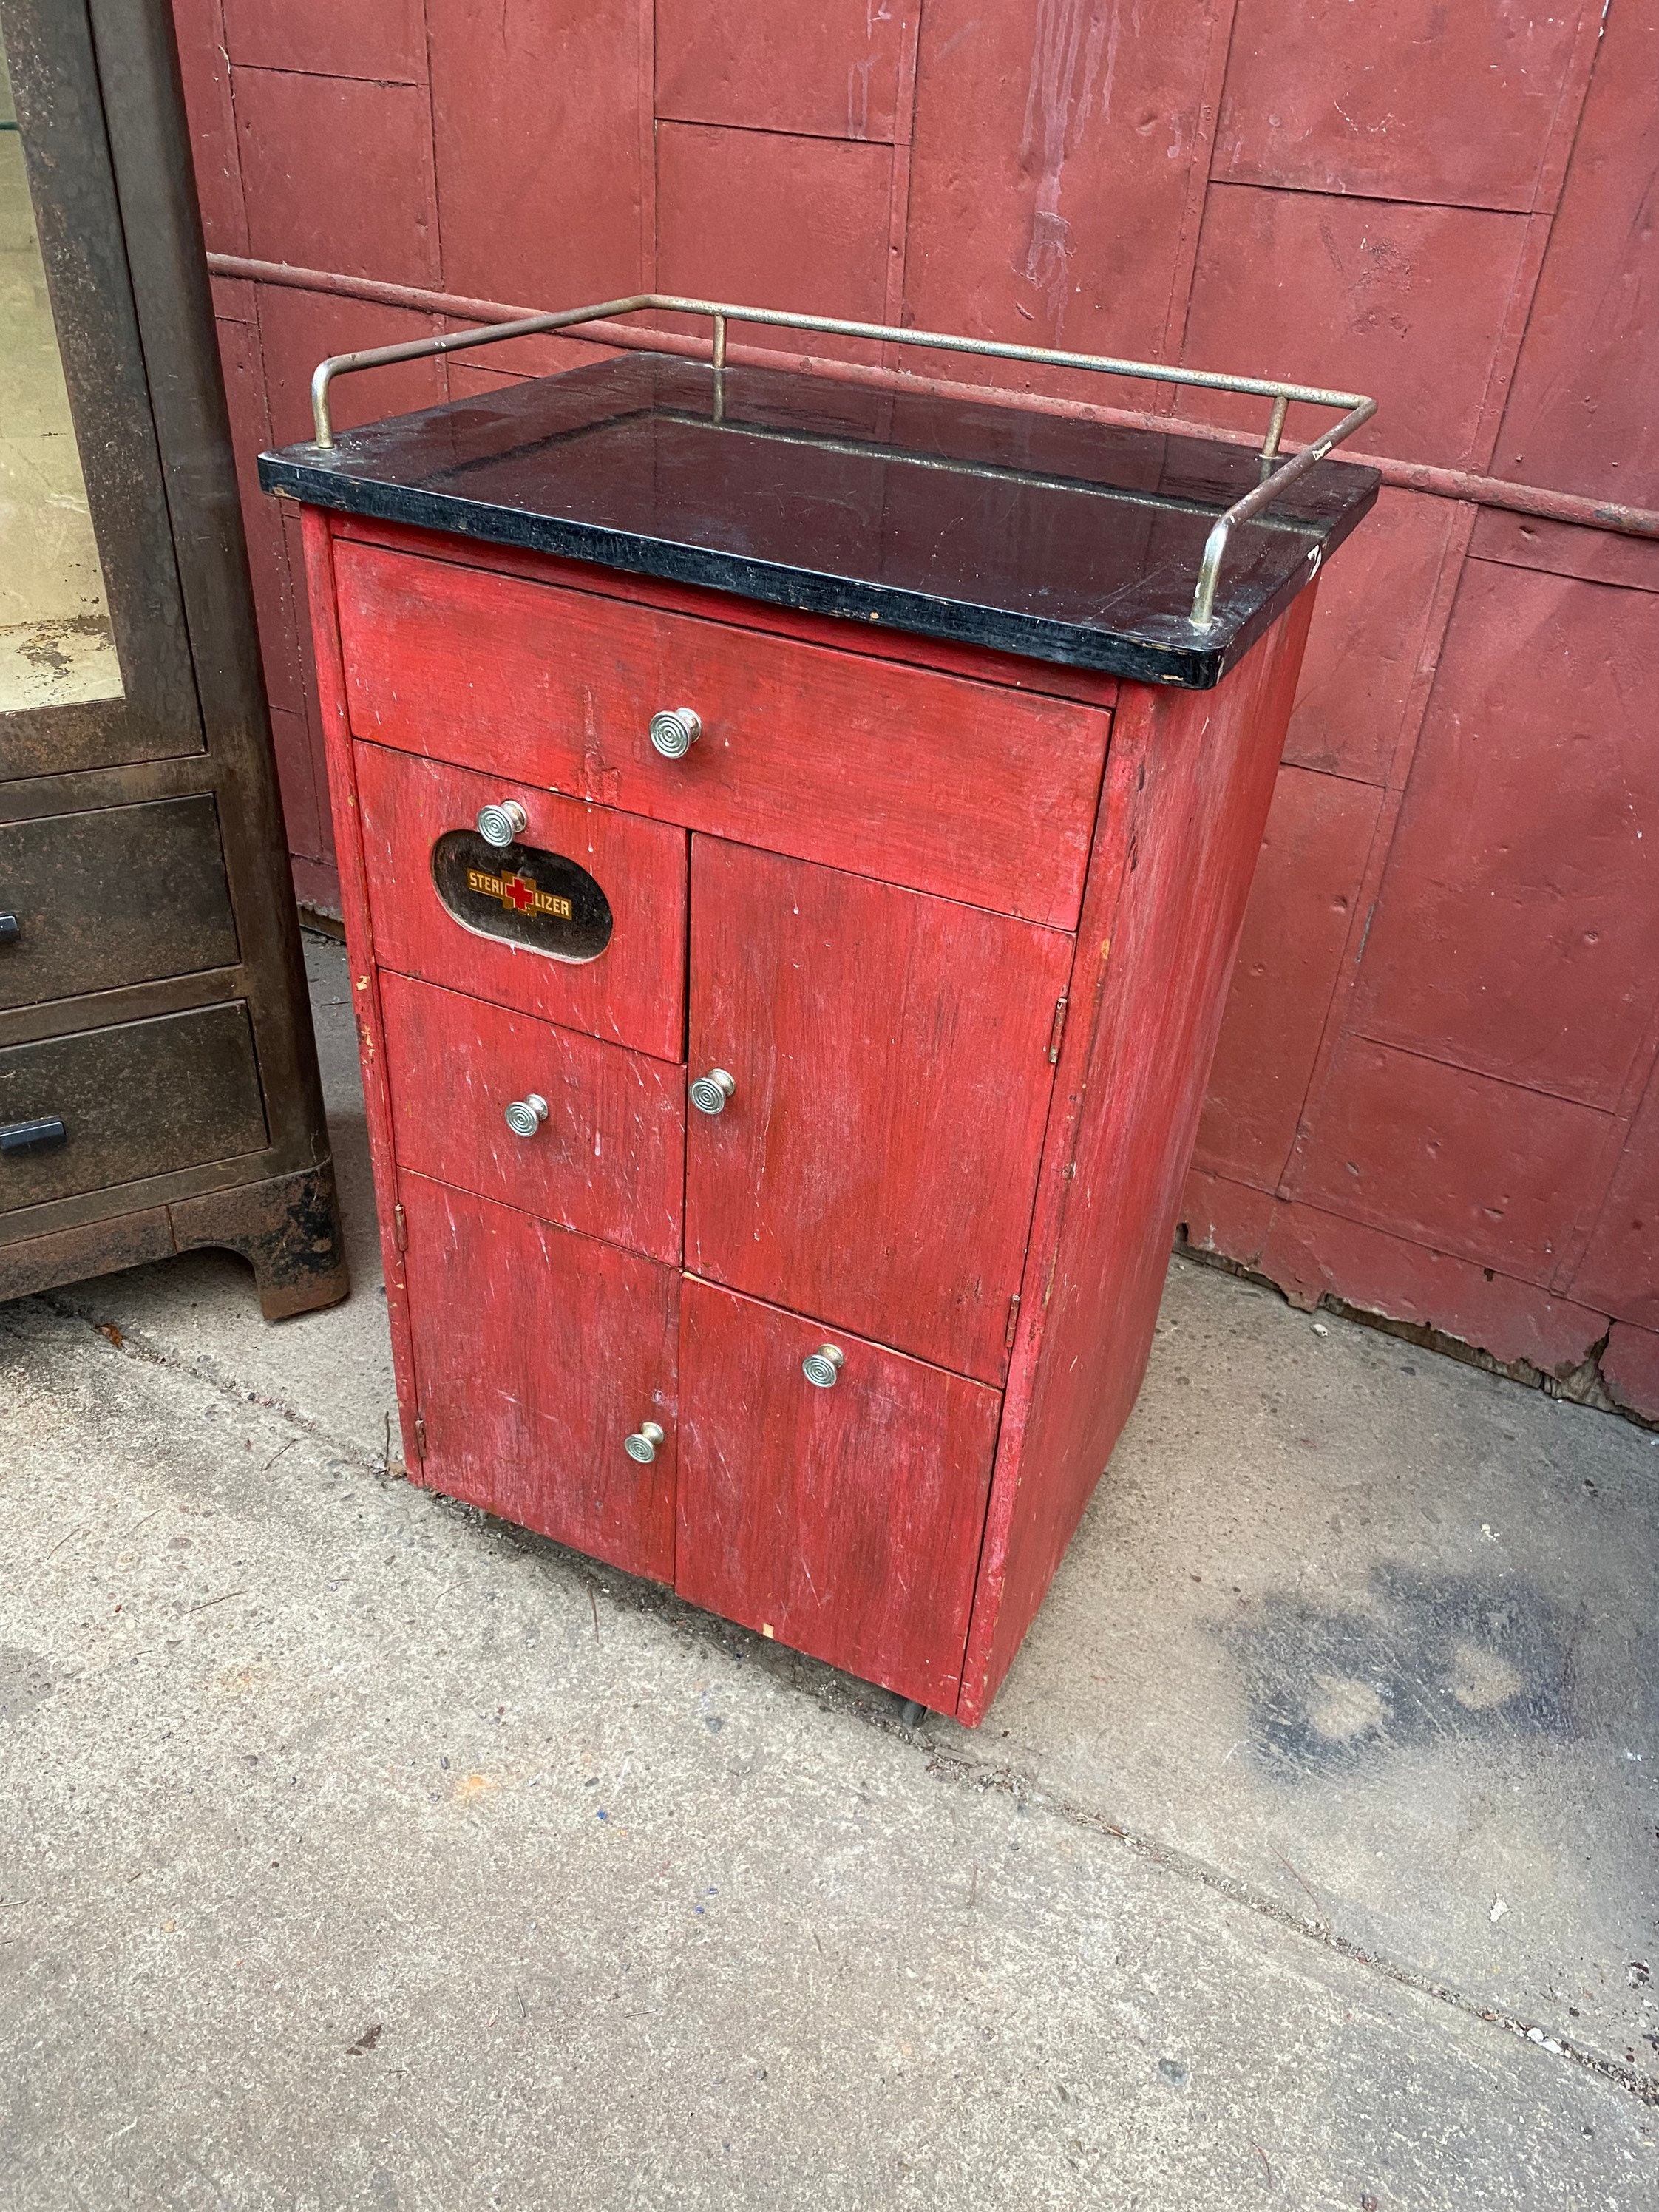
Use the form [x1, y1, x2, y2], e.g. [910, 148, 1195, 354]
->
[1, 1116, 67, 1156]
[0, 914, 18, 943]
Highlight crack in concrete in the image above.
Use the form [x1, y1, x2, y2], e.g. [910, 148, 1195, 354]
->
[41, 1291, 1659, 2111]
[34, 1295, 398, 1480]
[920, 1745, 1659, 2110]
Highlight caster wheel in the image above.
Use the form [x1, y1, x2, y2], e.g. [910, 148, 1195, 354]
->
[898, 1697, 928, 1729]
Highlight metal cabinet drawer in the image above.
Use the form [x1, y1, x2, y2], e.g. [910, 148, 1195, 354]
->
[0, 1002, 268, 1214]
[334, 538, 1110, 930]
[0, 796, 238, 1011]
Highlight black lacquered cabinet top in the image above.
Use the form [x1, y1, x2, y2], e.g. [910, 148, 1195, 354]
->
[260, 350, 1377, 688]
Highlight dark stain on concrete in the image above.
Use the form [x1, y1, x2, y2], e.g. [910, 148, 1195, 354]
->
[1217, 1567, 1578, 1778]
[0, 1646, 55, 1725]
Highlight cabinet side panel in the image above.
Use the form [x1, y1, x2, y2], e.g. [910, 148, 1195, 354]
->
[958, 593, 1315, 1723]
[298, 506, 423, 1476]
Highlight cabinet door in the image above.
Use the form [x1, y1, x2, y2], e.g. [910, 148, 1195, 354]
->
[686, 838, 1073, 1383]
[677, 1278, 1001, 1711]
[400, 1176, 677, 1583]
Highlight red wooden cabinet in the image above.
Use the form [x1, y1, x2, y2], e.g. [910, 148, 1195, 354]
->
[287, 365, 1354, 1723]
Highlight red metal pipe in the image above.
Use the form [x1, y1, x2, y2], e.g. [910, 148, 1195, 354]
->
[208, 255, 1659, 544]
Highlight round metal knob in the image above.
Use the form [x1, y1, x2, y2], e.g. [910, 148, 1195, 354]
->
[623, 1421, 665, 1465]
[688, 1068, 736, 1116]
[648, 707, 702, 759]
[801, 1345, 845, 1389]
[503, 1093, 549, 1138]
[476, 799, 528, 848]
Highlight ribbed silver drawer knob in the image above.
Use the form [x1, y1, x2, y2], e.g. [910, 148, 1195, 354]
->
[623, 1421, 665, 1464]
[648, 707, 702, 759]
[801, 1345, 845, 1389]
[476, 799, 528, 847]
[503, 1093, 548, 1138]
[688, 1068, 735, 1116]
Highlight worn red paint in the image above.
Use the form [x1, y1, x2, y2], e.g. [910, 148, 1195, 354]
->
[1348, 560, 1659, 1112]
[655, 1, 909, 143]
[425, 1, 648, 309]
[1213, 0, 1587, 212]
[655, 123, 895, 359]
[1280, 487, 1462, 787]
[1184, 188, 1532, 467]
[1571, 1074, 1659, 1331]
[685, 838, 1073, 1385]
[353, 743, 689, 1065]
[221, 0, 428, 84]
[378, 971, 686, 1266]
[962, 595, 1314, 1719]
[1494, 0, 1659, 506]
[1196, 761, 1381, 1191]
[180, 4, 1658, 1401]
[1258, 1201, 1608, 1380]
[1287, 1037, 1615, 1285]
[902, 0, 1227, 374]
[233, 66, 440, 288]
[332, 531, 1109, 928]
[402, 1174, 681, 1584]
[1601, 1323, 1659, 1425]
[676, 1278, 1001, 1712]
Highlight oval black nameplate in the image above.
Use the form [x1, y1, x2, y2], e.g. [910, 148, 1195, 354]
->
[431, 830, 613, 963]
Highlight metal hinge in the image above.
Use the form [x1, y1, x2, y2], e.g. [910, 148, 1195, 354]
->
[1047, 994, 1069, 1064]
[393, 1202, 407, 1253]
[413, 1414, 427, 1460]
[1004, 1292, 1022, 1351]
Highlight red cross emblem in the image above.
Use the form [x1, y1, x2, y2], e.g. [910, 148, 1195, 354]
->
[500, 872, 536, 913]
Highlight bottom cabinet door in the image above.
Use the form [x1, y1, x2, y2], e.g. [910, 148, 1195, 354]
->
[400, 1175, 678, 1582]
[676, 1276, 1002, 1711]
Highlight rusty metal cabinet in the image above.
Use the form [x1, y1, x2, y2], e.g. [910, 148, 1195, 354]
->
[266, 311, 1374, 1716]
[0, 0, 345, 1316]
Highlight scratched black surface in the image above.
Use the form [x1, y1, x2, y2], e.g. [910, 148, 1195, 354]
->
[259, 350, 1378, 688]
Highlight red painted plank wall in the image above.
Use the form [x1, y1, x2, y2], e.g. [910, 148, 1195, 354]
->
[172, 0, 1659, 1424]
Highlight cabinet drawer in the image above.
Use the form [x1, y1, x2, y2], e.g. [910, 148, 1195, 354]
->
[336, 540, 1108, 929]
[0, 796, 237, 1011]
[355, 743, 688, 1063]
[400, 1175, 678, 1584]
[676, 1278, 1000, 1711]
[379, 971, 683, 1264]
[0, 1002, 267, 1214]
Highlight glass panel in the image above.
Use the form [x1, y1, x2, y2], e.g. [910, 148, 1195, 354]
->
[0, 29, 122, 710]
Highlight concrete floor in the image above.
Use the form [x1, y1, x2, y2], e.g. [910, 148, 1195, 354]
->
[1, 932, 1655, 2208]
